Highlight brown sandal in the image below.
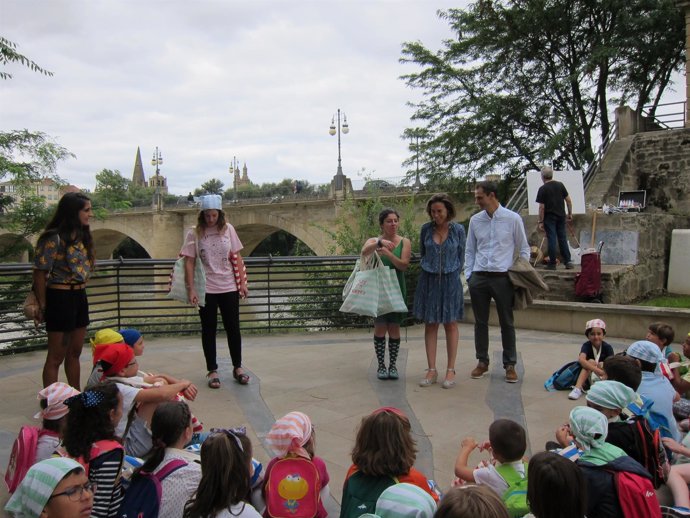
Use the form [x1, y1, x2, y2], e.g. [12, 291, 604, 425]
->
[233, 367, 249, 385]
[207, 371, 221, 389]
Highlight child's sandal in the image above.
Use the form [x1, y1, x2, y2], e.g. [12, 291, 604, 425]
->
[207, 371, 221, 389]
[233, 367, 250, 385]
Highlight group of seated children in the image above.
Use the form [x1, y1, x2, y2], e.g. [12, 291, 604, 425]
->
[7, 323, 690, 518]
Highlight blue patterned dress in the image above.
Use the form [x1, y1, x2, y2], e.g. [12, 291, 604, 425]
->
[413, 222, 466, 324]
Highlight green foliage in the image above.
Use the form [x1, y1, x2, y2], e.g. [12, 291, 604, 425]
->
[400, 0, 684, 185]
[196, 178, 224, 195]
[0, 36, 52, 80]
[639, 295, 690, 309]
[225, 178, 326, 200]
[321, 194, 421, 255]
[0, 130, 73, 183]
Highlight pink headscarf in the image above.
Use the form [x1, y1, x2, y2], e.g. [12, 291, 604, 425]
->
[266, 411, 313, 459]
[34, 382, 80, 420]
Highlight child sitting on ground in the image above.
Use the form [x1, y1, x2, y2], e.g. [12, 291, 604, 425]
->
[568, 318, 614, 400]
[454, 419, 528, 516]
[260, 411, 330, 518]
[3, 382, 81, 494]
[340, 407, 439, 518]
[183, 428, 261, 518]
[436, 485, 509, 518]
[647, 321, 676, 380]
[35, 382, 81, 463]
[98, 342, 196, 457]
[626, 340, 682, 442]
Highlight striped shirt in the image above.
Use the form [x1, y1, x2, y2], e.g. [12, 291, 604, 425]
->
[90, 449, 124, 518]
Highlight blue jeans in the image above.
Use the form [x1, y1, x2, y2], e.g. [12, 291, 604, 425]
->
[544, 214, 571, 265]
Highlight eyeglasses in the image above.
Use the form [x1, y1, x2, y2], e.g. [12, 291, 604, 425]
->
[126, 360, 137, 367]
[49, 481, 97, 501]
[210, 426, 246, 452]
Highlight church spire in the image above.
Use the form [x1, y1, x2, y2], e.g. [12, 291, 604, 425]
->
[132, 147, 146, 187]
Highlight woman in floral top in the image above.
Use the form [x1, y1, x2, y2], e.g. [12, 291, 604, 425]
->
[33, 192, 94, 389]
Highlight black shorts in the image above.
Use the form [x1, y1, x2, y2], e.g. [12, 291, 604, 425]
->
[45, 288, 89, 332]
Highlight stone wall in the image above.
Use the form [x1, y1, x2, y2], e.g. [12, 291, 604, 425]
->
[634, 128, 690, 215]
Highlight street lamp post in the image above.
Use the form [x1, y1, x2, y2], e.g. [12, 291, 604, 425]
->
[151, 147, 163, 211]
[229, 156, 240, 201]
[412, 132, 422, 190]
[329, 109, 349, 190]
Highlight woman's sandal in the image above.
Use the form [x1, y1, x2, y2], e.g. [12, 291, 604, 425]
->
[233, 367, 250, 385]
[442, 368, 457, 389]
[207, 371, 221, 389]
[418, 368, 438, 387]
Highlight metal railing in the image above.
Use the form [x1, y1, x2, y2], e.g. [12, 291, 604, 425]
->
[506, 118, 620, 213]
[641, 101, 686, 129]
[0, 256, 419, 355]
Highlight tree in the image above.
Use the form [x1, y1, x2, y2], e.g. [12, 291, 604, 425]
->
[0, 37, 72, 261]
[400, 0, 684, 185]
[1, 37, 52, 80]
[195, 178, 224, 196]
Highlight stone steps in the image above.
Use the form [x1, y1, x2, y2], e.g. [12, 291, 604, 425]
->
[533, 264, 631, 304]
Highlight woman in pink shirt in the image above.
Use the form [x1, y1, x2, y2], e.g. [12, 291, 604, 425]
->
[182, 195, 249, 388]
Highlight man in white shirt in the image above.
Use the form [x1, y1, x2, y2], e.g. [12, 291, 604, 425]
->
[465, 181, 530, 383]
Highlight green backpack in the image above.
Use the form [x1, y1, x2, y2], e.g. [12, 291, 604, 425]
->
[339, 471, 398, 518]
[495, 463, 529, 518]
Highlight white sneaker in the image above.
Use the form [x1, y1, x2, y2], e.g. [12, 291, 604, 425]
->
[568, 387, 582, 400]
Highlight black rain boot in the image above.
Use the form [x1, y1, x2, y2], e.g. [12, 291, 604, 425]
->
[388, 338, 400, 380]
[374, 336, 388, 379]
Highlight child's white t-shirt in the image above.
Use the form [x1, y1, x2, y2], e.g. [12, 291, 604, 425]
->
[473, 459, 526, 497]
[113, 382, 141, 437]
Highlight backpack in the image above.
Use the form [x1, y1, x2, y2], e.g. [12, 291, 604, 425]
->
[265, 456, 321, 518]
[544, 361, 582, 391]
[339, 471, 398, 518]
[118, 459, 187, 518]
[607, 415, 669, 489]
[607, 469, 662, 518]
[495, 463, 529, 518]
[4, 426, 41, 493]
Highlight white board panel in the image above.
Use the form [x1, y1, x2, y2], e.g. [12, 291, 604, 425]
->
[526, 170, 586, 216]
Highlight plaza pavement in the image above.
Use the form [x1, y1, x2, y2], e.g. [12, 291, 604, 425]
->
[0, 322, 635, 513]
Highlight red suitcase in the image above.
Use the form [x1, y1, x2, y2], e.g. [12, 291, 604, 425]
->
[575, 244, 603, 302]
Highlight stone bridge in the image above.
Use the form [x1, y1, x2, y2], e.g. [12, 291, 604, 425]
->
[1, 195, 447, 260]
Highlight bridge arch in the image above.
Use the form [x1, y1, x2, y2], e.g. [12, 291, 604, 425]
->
[0, 233, 34, 262]
[90, 229, 152, 259]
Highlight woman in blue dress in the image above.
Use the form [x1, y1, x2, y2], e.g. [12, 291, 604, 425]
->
[413, 193, 466, 389]
[361, 208, 411, 380]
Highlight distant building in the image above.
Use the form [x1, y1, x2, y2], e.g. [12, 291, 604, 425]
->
[232, 162, 251, 190]
[132, 147, 147, 187]
[131, 146, 168, 194]
[0, 178, 80, 207]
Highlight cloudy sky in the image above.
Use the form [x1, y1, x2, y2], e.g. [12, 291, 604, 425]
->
[1, 0, 468, 195]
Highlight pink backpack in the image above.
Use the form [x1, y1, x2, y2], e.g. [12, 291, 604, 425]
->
[4, 426, 41, 493]
[265, 456, 321, 518]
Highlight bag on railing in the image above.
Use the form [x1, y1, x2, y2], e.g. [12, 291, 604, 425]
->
[167, 235, 206, 307]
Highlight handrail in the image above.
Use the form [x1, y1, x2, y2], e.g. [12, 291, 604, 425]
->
[505, 118, 619, 213]
[0, 256, 420, 355]
[641, 101, 687, 129]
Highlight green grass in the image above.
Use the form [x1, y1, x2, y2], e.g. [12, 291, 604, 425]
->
[639, 295, 690, 309]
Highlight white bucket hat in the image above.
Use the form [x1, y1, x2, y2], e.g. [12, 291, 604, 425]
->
[200, 194, 222, 211]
